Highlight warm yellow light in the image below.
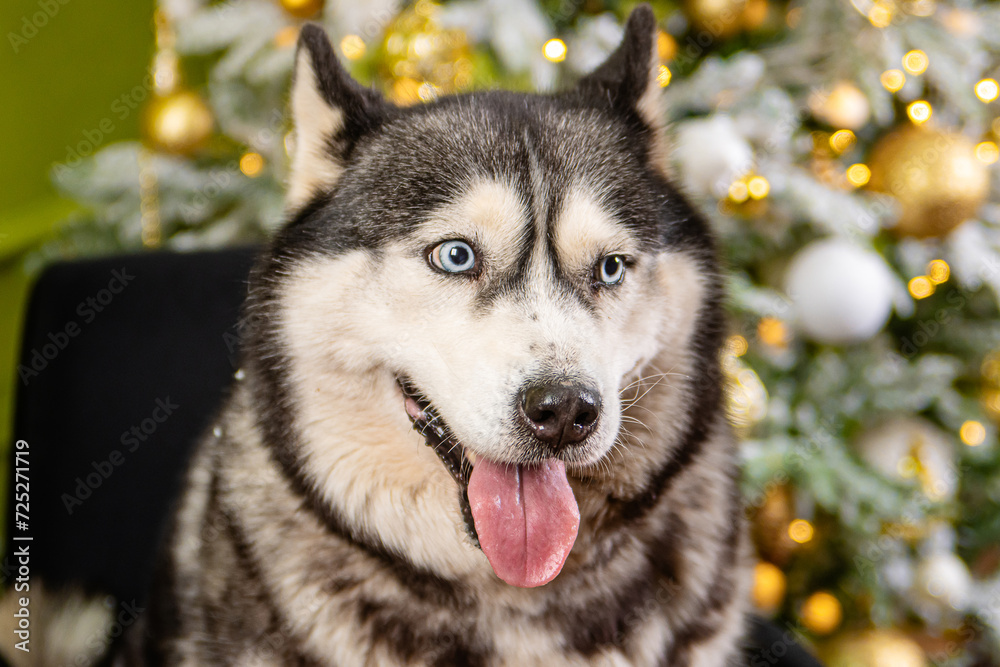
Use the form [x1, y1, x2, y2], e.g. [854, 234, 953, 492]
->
[880, 69, 905, 93]
[868, 2, 893, 28]
[657, 65, 672, 88]
[907, 100, 932, 124]
[657, 31, 677, 61]
[729, 180, 750, 203]
[543, 38, 567, 63]
[726, 335, 749, 357]
[757, 317, 788, 347]
[417, 82, 439, 102]
[960, 420, 986, 446]
[829, 129, 856, 154]
[340, 34, 366, 61]
[801, 592, 842, 635]
[975, 78, 1000, 103]
[846, 163, 871, 187]
[908, 276, 935, 299]
[926, 259, 950, 284]
[976, 141, 999, 165]
[752, 562, 786, 612]
[274, 25, 299, 49]
[239, 152, 264, 177]
[788, 519, 815, 544]
[902, 49, 929, 75]
[747, 176, 770, 199]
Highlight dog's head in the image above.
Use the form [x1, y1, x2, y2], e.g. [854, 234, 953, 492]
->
[248, 5, 724, 589]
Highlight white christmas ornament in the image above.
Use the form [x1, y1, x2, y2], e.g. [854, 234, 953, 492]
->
[673, 115, 753, 198]
[854, 417, 957, 500]
[913, 551, 972, 612]
[784, 238, 895, 345]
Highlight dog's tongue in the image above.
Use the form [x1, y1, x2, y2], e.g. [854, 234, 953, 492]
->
[467, 457, 579, 588]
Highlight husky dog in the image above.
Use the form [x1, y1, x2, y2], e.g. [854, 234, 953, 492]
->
[122, 5, 749, 665]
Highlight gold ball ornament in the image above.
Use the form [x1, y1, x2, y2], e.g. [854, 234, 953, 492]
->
[800, 591, 843, 635]
[143, 91, 214, 155]
[809, 81, 870, 130]
[684, 0, 769, 40]
[821, 630, 927, 667]
[377, 1, 474, 106]
[868, 125, 989, 238]
[750, 485, 795, 565]
[279, 0, 323, 20]
[751, 562, 786, 614]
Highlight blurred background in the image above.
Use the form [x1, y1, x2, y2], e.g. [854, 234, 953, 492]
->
[2, 0, 1000, 664]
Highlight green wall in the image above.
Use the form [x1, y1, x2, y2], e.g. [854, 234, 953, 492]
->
[0, 0, 155, 523]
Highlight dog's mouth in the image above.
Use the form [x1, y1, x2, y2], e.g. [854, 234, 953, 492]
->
[398, 378, 580, 588]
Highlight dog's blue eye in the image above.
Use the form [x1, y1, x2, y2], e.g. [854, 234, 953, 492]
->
[429, 240, 477, 274]
[596, 255, 625, 285]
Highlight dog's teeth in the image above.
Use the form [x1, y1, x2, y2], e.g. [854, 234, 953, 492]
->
[403, 395, 426, 421]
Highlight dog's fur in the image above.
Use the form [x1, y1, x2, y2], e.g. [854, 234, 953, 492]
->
[121, 6, 750, 665]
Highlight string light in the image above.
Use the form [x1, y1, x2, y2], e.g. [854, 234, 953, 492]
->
[657, 31, 677, 61]
[960, 421, 986, 446]
[788, 519, 815, 544]
[880, 69, 905, 93]
[543, 38, 566, 63]
[729, 180, 750, 203]
[726, 335, 749, 357]
[758, 317, 789, 347]
[657, 65, 672, 88]
[846, 163, 871, 187]
[908, 276, 934, 299]
[907, 100, 932, 124]
[975, 141, 999, 164]
[340, 34, 366, 60]
[747, 176, 770, 199]
[868, 1, 894, 28]
[239, 152, 264, 177]
[975, 78, 999, 103]
[829, 129, 856, 153]
[274, 25, 299, 49]
[927, 259, 950, 284]
[902, 50, 929, 75]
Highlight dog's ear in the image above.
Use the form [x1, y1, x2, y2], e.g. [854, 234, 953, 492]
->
[287, 24, 389, 210]
[574, 5, 669, 172]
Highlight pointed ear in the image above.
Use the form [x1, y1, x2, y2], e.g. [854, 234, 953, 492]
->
[287, 24, 388, 210]
[575, 5, 670, 174]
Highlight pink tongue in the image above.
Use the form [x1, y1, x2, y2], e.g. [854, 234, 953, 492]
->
[467, 457, 579, 588]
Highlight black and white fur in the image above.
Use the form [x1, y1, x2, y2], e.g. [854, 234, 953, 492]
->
[121, 6, 750, 665]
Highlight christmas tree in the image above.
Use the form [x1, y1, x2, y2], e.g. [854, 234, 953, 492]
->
[39, 0, 1000, 664]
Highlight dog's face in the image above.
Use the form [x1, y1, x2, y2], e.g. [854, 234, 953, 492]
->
[250, 7, 722, 589]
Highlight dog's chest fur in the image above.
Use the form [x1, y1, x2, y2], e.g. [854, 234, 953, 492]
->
[136, 381, 747, 667]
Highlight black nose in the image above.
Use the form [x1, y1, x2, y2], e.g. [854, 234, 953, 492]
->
[519, 382, 601, 450]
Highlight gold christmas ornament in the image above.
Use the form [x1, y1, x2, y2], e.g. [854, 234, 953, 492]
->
[683, 0, 770, 40]
[750, 485, 795, 565]
[376, 0, 474, 106]
[142, 90, 214, 155]
[821, 630, 926, 667]
[279, 0, 324, 20]
[752, 562, 786, 614]
[868, 125, 989, 238]
[800, 591, 843, 635]
[809, 81, 870, 130]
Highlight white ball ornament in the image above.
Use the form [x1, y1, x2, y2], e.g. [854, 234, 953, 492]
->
[913, 551, 972, 612]
[854, 417, 957, 500]
[674, 115, 754, 198]
[784, 238, 895, 345]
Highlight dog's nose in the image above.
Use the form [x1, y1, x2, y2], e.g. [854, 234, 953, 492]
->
[519, 382, 601, 450]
